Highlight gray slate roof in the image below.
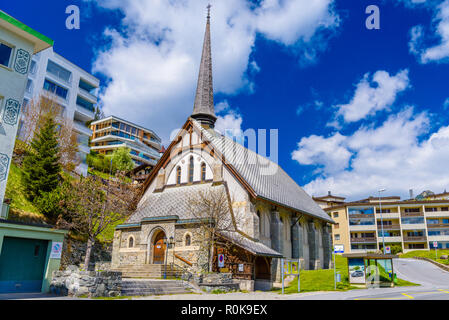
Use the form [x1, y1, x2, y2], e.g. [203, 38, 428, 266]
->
[128, 183, 223, 224]
[191, 119, 333, 223]
[220, 231, 283, 257]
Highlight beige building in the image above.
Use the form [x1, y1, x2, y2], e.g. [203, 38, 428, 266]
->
[316, 194, 449, 254]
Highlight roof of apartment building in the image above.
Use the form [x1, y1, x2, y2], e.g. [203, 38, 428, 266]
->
[91, 115, 161, 142]
[0, 10, 53, 53]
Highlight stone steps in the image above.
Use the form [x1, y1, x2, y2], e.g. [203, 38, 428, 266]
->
[113, 264, 183, 279]
[121, 280, 191, 296]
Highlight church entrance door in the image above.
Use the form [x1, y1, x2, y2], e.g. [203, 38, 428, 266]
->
[153, 231, 166, 264]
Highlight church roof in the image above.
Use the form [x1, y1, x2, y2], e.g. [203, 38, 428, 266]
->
[191, 6, 216, 126]
[220, 231, 283, 258]
[128, 182, 223, 223]
[191, 119, 334, 224]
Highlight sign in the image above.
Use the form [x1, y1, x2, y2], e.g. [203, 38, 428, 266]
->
[385, 246, 391, 254]
[348, 258, 366, 284]
[334, 244, 344, 253]
[283, 260, 300, 275]
[238, 264, 244, 272]
[433, 241, 438, 248]
[218, 254, 225, 268]
[50, 242, 63, 259]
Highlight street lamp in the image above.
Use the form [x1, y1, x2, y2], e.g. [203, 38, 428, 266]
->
[378, 188, 386, 255]
[163, 236, 175, 279]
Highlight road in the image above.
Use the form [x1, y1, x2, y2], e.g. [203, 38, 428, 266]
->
[1, 258, 448, 300]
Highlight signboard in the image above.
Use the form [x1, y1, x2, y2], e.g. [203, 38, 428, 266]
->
[348, 258, 366, 284]
[218, 254, 225, 268]
[238, 264, 244, 272]
[283, 260, 300, 275]
[433, 241, 438, 248]
[334, 244, 344, 253]
[385, 246, 391, 254]
[50, 242, 63, 259]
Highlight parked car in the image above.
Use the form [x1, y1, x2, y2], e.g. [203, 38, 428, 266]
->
[351, 270, 364, 277]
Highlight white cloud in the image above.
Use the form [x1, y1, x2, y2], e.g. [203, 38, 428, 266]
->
[89, 0, 340, 143]
[333, 70, 410, 124]
[292, 106, 449, 200]
[408, 0, 449, 63]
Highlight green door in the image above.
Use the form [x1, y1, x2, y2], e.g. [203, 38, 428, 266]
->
[0, 237, 49, 293]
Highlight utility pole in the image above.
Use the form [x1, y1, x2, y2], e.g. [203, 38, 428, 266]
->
[378, 189, 386, 255]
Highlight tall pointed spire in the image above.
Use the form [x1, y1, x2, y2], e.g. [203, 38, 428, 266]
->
[192, 4, 217, 129]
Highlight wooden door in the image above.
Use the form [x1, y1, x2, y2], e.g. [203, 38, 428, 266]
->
[153, 238, 165, 264]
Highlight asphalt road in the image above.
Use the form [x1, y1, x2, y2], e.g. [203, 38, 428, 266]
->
[1, 258, 448, 300]
[294, 258, 449, 300]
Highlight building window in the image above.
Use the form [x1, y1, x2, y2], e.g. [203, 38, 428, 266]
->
[128, 236, 134, 248]
[46, 60, 72, 83]
[176, 166, 181, 185]
[334, 234, 340, 241]
[201, 162, 206, 182]
[188, 156, 194, 183]
[43, 79, 68, 100]
[334, 223, 340, 229]
[441, 207, 449, 212]
[425, 207, 438, 212]
[185, 234, 191, 246]
[333, 212, 339, 218]
[0, 42, 13, 68]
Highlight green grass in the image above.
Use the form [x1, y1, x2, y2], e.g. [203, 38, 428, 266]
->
[400, 249, 449, 265]
[4, 163, 43, 219]
[273, 254, 418, 294]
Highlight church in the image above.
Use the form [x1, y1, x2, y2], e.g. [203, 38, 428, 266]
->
[111, 8, 334, 291]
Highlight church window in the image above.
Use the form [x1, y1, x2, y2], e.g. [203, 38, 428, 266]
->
[185, 234, 191, 246]
[128, 236, 134, 248]
[257, 210, 263, 236]
[188, 156, 194, 183]
[201, 162, 206, 181]
[176, 166, 181, 185]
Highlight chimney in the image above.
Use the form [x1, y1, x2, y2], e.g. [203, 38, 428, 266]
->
[409, 189, 414, 200]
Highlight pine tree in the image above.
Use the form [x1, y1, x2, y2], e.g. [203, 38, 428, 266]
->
[22, 116, 61, 202]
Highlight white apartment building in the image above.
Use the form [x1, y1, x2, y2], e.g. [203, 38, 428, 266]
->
[19, 47, 99, 176]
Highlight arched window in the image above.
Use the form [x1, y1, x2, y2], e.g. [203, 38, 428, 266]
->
[201, 162, 206, 182]
[188, 156, 194, 183]
[257, 210, 263, 237]
[128, 236, 134, 248]
[176, 166, 181, 185]
[185, 234, 191, 246]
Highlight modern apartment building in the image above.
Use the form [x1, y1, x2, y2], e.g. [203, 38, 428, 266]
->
[90, 116, 162, 168]
[19, 47, 99, 176]
[316, 193, 449, 254]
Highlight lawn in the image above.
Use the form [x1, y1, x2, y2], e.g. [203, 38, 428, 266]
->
[400, 249, 449, 265]
[4, 163, 46, 222]
[275, 254, 417, 294]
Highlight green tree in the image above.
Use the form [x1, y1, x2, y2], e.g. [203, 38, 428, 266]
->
[111, 147, 134, 172]
[22, 116, 61, 203]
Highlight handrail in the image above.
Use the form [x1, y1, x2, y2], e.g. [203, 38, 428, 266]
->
[174, 253, 193, 266]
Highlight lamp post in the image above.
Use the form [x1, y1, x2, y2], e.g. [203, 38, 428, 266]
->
[378, 188, 386, 255]
[163, 236, 175, 279]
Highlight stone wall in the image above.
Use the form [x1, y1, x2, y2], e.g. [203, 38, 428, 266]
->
[196, 273, 240, 293]
[61, 236, 112, 270]
[50, 266, 122, 298]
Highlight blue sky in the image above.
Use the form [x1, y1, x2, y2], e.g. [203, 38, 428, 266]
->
[3, 0, 449, 200]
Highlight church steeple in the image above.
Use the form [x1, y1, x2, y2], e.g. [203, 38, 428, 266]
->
[191, 4, 217, 129]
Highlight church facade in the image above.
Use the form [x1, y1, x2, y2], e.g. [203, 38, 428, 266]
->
[111, 9, 334, 291]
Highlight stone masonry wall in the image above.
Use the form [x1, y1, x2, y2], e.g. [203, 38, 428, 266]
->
[50, 266, 122, 298]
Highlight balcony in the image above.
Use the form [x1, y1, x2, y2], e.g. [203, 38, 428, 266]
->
[376, 212, 400, 219]
[401, 223, 427, 230]
[78, 87, 98, 103]
[379, 236, 402, 243]
[350, 237, 377, 243]
[349, 214, 375, 219]
[75, 103, 95, 122]
[377, 224, 401, 230]
[403, 236, 427, 242]
[73, 121, 92, 137]
[428, 235, 449, 242]
[401, 211, 424, 217]
[349, 224, 377, 231]
[427, 223, 449, 229]
[425, 211, 449, 218]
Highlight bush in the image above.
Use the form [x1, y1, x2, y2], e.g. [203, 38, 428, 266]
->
[34, 187, 63, 223]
